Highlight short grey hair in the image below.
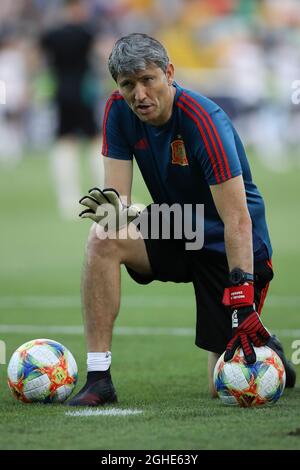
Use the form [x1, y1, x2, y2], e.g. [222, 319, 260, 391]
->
[108, 33, 169, 82]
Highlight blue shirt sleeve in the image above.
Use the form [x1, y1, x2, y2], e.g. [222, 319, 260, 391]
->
[102, 95, 133, 161]
[196, 108, 242, 185]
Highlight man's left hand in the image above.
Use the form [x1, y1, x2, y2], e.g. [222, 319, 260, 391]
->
[224, 306, 270, 364]
[222, 284, 270, 364]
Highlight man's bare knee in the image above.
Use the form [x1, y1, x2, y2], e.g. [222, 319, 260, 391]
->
[209, 384, 218, 399]
[86, 223, 151, 276]
[86, 224, 120, 261]
[208, 351, 221, 398]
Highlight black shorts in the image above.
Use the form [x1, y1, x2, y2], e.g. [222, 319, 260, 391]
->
[56, 100, 98, 138]
[126, 235, 274, 355]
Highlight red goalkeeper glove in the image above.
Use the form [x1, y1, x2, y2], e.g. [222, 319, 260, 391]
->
[222, 281, 270, 364]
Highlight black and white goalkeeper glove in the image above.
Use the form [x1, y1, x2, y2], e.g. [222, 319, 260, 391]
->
[79, 187, 141, 231]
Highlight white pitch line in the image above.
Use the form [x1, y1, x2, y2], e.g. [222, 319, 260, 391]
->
[65, 408, 143, 417]
[0, 295, 194, 309]
[0, 324, 194, 336]
[0, 324, 84, 335]
[0, 324, 299, 338]
[0, 294, 300, 309]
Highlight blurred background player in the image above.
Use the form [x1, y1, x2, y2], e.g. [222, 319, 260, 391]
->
[41, 0, 103, 219]
[0, 25, 28, 166]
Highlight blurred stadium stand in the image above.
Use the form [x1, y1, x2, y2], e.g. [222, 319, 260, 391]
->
[0, 0, 299, 170]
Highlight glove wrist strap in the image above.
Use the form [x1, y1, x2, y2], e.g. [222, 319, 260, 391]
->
[222, 284, 254, 308]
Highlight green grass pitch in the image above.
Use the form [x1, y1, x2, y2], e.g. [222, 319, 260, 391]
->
[0, 151, 299, 450]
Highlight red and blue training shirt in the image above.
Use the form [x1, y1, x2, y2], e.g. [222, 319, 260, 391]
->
[102, 82, 272, 259]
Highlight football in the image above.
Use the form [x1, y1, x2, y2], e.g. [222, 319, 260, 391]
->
[7, 339, 78, 403]
[213, 345, 286, 407]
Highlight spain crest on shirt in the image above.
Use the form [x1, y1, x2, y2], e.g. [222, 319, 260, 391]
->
[170, 136, 188, 166]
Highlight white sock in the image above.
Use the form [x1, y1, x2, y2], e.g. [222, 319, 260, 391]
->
[87, 352, 111, 372]
[89, 139, 104, 187]
[50, 140, 81, 220]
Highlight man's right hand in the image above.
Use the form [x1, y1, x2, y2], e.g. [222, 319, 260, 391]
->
[79, 187, 141, 231]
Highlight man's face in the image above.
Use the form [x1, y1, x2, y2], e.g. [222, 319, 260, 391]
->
[117, 63, 175, 126]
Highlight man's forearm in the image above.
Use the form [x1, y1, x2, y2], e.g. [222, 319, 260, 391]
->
[224, 216, 253, 273]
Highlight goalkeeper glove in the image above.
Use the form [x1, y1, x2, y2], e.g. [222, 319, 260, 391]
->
[79, 187, 141, 231]
[222, 271, 270, 364]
